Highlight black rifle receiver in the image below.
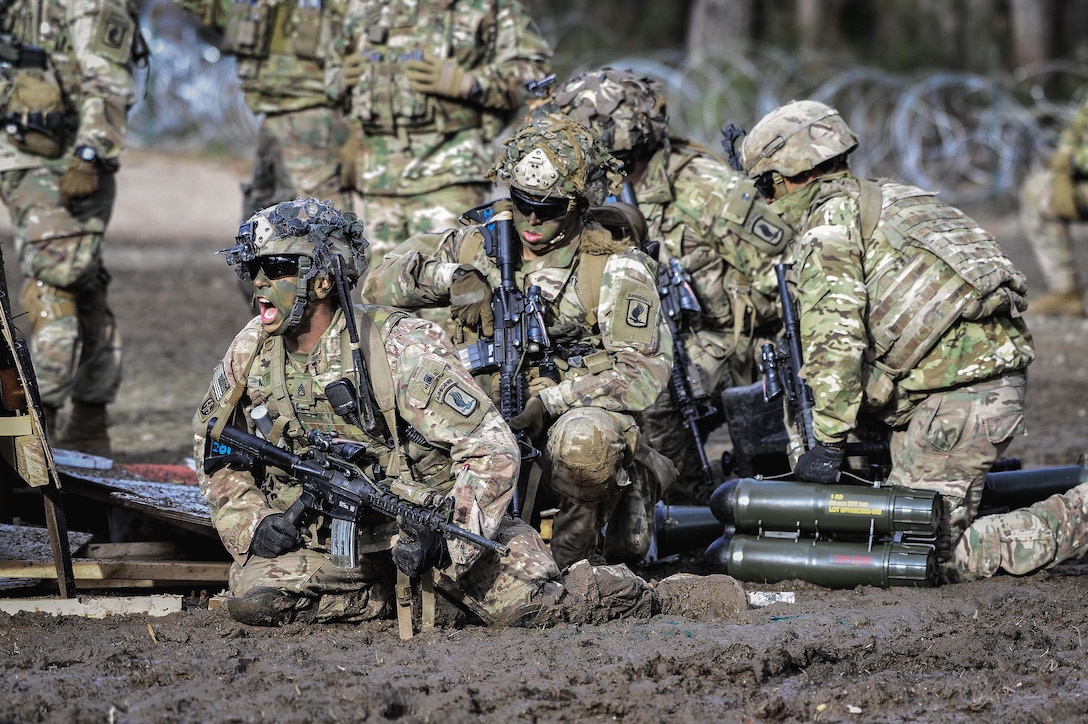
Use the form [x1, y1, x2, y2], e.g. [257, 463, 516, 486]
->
[206, 419, 510, 567]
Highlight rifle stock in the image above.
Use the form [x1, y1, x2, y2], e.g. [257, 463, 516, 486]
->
[207, 420, 510, 567]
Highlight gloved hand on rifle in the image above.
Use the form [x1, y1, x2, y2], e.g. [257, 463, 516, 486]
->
[250, 508, 303, 558]
[509, 396, 550, 439]
[793, 441, 845, 484]
[450, 267, 494, 336]
[392, 516, 449, 578]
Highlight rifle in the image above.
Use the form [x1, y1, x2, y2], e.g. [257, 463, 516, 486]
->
[610, 183, 717, 489]
[760, 262, 817, 450]
[205, 420, 510, 568]
[453, 201, 554, 519]
[654, 252, 717, 489]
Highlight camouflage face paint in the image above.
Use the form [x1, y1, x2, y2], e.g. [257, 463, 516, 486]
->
[513, 204, 582, 253]
[254, 271, 302, 336]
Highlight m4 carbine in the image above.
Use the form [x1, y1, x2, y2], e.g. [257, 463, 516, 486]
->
[205, 420, 510, 568]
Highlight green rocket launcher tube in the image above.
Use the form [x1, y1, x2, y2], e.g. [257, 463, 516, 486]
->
[713, 478, 940, 538]
[723, 534, 938, 587]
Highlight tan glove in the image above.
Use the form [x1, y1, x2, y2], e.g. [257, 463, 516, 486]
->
[1049, 150, 1078, 219]
[403, 53, 476, 99]
[527, 374, 558, 396]
[340, 54, 369, 96]
[509, 397, 549, 439]
[58, 157, 99, 206]
[338, 127, 360, 190]
[450, 267, 494, 336]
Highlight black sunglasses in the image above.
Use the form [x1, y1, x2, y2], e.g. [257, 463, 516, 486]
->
[510, 187, 572, 222]
[246, 255, 301, 280]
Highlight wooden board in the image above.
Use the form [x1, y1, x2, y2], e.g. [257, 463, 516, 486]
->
[0, 594, 183, 618]
[0, 559, 229, 584]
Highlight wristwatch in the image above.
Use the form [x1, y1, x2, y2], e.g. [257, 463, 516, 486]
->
[74, 145, 97, 163]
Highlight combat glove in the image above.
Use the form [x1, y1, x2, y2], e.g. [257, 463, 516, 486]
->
[793, 441, 845, 484]
[392, 517, 448, 578]
[339, 54, 368, 96]
[450, 267, 494, 336]
[58, 155, 99, 206]
[509, 396, 550, 439]
[403, 53, 477, 99]
[250, 512, 302, 558]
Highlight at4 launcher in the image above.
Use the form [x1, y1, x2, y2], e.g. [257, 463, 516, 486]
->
[205, 419, 510, 568]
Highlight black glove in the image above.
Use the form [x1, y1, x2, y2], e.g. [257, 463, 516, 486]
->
[793, 442, 845, 484]
[450, 267, 494, 336]
[250, 512, 302, 558]
[509, 397, 550, 438]
[392, 517, 447, 578]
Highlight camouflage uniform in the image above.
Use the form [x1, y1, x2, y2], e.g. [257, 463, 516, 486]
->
[173, 0, 352, 217]
[1018, 97, 1088, 317]
[0, 0, 137, 451]
[364, 115, 673, 569]
[193, 198, 559, 626]
[550, 68, 793, 504]
[744, 100, 1088, 583]
[326, 0, 552, 263]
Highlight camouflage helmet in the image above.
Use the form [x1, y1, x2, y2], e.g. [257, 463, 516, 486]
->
[552, 67, 669, 154]
[221, 197, 368, 286]
[741, 100, 858, 178]
[488, 113, 624, 205]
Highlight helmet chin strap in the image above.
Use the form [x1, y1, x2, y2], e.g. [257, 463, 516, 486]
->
[282, 256, 313, 333]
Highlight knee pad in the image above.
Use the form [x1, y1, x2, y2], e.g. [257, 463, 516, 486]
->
[547, 408, 629, 501]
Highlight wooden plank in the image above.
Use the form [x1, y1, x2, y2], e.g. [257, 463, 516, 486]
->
[0, 559, 229, 583]
[0, 523, 93, 563]
[0, 594, 183, 618]
[85, 542, 183, 560]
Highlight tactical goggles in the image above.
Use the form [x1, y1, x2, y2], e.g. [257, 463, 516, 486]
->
[510, 187, 573, 222]
[246, 255, 301, 280]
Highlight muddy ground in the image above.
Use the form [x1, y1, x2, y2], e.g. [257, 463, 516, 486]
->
[1, 150, 1088, 723]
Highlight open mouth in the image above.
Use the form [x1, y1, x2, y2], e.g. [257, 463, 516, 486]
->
[257, 298, 278, 325]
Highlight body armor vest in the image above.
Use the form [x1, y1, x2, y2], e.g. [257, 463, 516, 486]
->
[250, 306, 456, 509]
[223, 0, 327, 61]
[346, 1, 487, 134]
[854, 178, 1028, 379]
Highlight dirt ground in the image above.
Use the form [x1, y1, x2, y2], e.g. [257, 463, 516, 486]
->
[1, 150, 1088, 723]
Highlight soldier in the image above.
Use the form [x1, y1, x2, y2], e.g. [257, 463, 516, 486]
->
[0, 0, 140, 454]
[173, 0, 352, 218]
[548, 67, 793, 504]
[194, 197, 657, 628]
[741, 100, 1088, 583]
[326, 0, 553, 265]
[363, 114, 674, 570]
[1019, 96, 1088, 317]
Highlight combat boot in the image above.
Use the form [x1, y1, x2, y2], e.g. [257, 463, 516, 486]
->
[1026, 289, 1086, 317]
[225, 587, 314, 626]
[59, 401, 111, 456]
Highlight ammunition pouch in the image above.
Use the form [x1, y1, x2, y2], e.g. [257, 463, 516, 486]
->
[1, 65, 66, 159]
[223, 2, 274, 58]
[350, 55, 481, 135]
